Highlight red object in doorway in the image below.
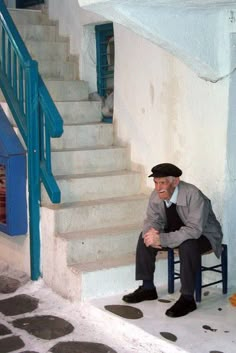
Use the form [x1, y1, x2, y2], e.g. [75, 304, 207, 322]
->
[0, 165, 6, 224]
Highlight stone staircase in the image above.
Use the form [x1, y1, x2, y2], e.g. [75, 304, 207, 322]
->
[4, 8, 150, 301]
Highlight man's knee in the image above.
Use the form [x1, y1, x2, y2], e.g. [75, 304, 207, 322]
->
[136, 232, 158, 258]
[178, 239, 199, 257]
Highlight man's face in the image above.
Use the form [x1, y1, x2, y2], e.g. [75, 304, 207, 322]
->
[154, 176, 179, 200]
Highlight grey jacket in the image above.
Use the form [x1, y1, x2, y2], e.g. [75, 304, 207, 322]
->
[143, 181, 223, 258]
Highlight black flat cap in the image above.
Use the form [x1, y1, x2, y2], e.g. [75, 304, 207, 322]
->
[148, 163, 182, 178]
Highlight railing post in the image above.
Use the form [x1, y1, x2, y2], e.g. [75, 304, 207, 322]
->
[25, 60, 40, 281]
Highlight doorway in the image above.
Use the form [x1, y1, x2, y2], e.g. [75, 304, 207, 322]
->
[95, 23, 114, 123]
[16, 0, 44, 8]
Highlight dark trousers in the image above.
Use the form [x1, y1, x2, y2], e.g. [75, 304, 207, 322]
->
[135, 232, 212, 296]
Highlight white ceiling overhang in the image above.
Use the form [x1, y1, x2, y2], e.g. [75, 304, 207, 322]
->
[78, 0, 236, 81]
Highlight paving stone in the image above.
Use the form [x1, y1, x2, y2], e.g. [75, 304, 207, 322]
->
[202, 325, 217, 332]
[158, 299, 172, 303]
[0, 335, 25, 353]
[160, 332, 177, 342]
[104, 304, 143, 320]
[0, 324, 12, 336]
[13, 315, 74, 340]
[0, 276, 21, 294]
[49, 341, 117, 353]
[0, 295, 39, 316]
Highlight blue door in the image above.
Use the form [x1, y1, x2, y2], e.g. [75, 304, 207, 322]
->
[16, 0, 44, 8]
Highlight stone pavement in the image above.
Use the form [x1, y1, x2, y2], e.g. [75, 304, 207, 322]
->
[1, 262, 182, 353]
[0, 274, 119, 353]
[5, 260, 234, 353]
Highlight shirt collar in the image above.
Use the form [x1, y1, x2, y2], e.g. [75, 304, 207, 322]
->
[164, 185, 179, 208]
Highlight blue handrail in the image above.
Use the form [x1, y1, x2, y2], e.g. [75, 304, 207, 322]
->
[38, 75, 63, 203]
[0, 0, 63, 280]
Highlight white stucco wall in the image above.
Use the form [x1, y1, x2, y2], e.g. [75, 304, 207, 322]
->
[113, 24, 235, 285]
[4, 0, 16, 7]
[48, 0, 106, 92]
[0, 232, 30, 274]
[224, 56, 236, 287]
[114, 24, 228, 195]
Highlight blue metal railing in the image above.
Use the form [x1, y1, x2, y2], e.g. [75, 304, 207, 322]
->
[0, 0, 63, 280]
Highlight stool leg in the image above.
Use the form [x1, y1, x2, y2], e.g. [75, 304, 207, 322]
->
[222, 244, 228, 294]
[195, 258, 202, 302]
[168, 249, 174, 293]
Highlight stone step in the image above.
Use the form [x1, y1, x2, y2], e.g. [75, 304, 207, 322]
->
[71, 253, 135, 300]
[42, 194, 148, 233]
[69, 252, 169, 300]
[60, 223, 142, 265]
[17, 24, 58, 42]
[1, 101, 101, 125]
[45, 80, 89, 101]
[1, 79, 89, 103]
[41, 170, 142, 203]
[25, 40, 69, 61]
[55, 101, 102, 124]
[9, 9, 55, 25]
[51, 123, 113, 150]
[51, 146, 130, 176]
[38, 60, 78, 80]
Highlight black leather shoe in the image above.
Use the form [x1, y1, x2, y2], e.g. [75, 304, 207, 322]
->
[122, 286, 158, 303]
[165, 295, 197, 318]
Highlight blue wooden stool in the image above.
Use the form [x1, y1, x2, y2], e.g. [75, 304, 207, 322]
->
[167, 244, 228, 302]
